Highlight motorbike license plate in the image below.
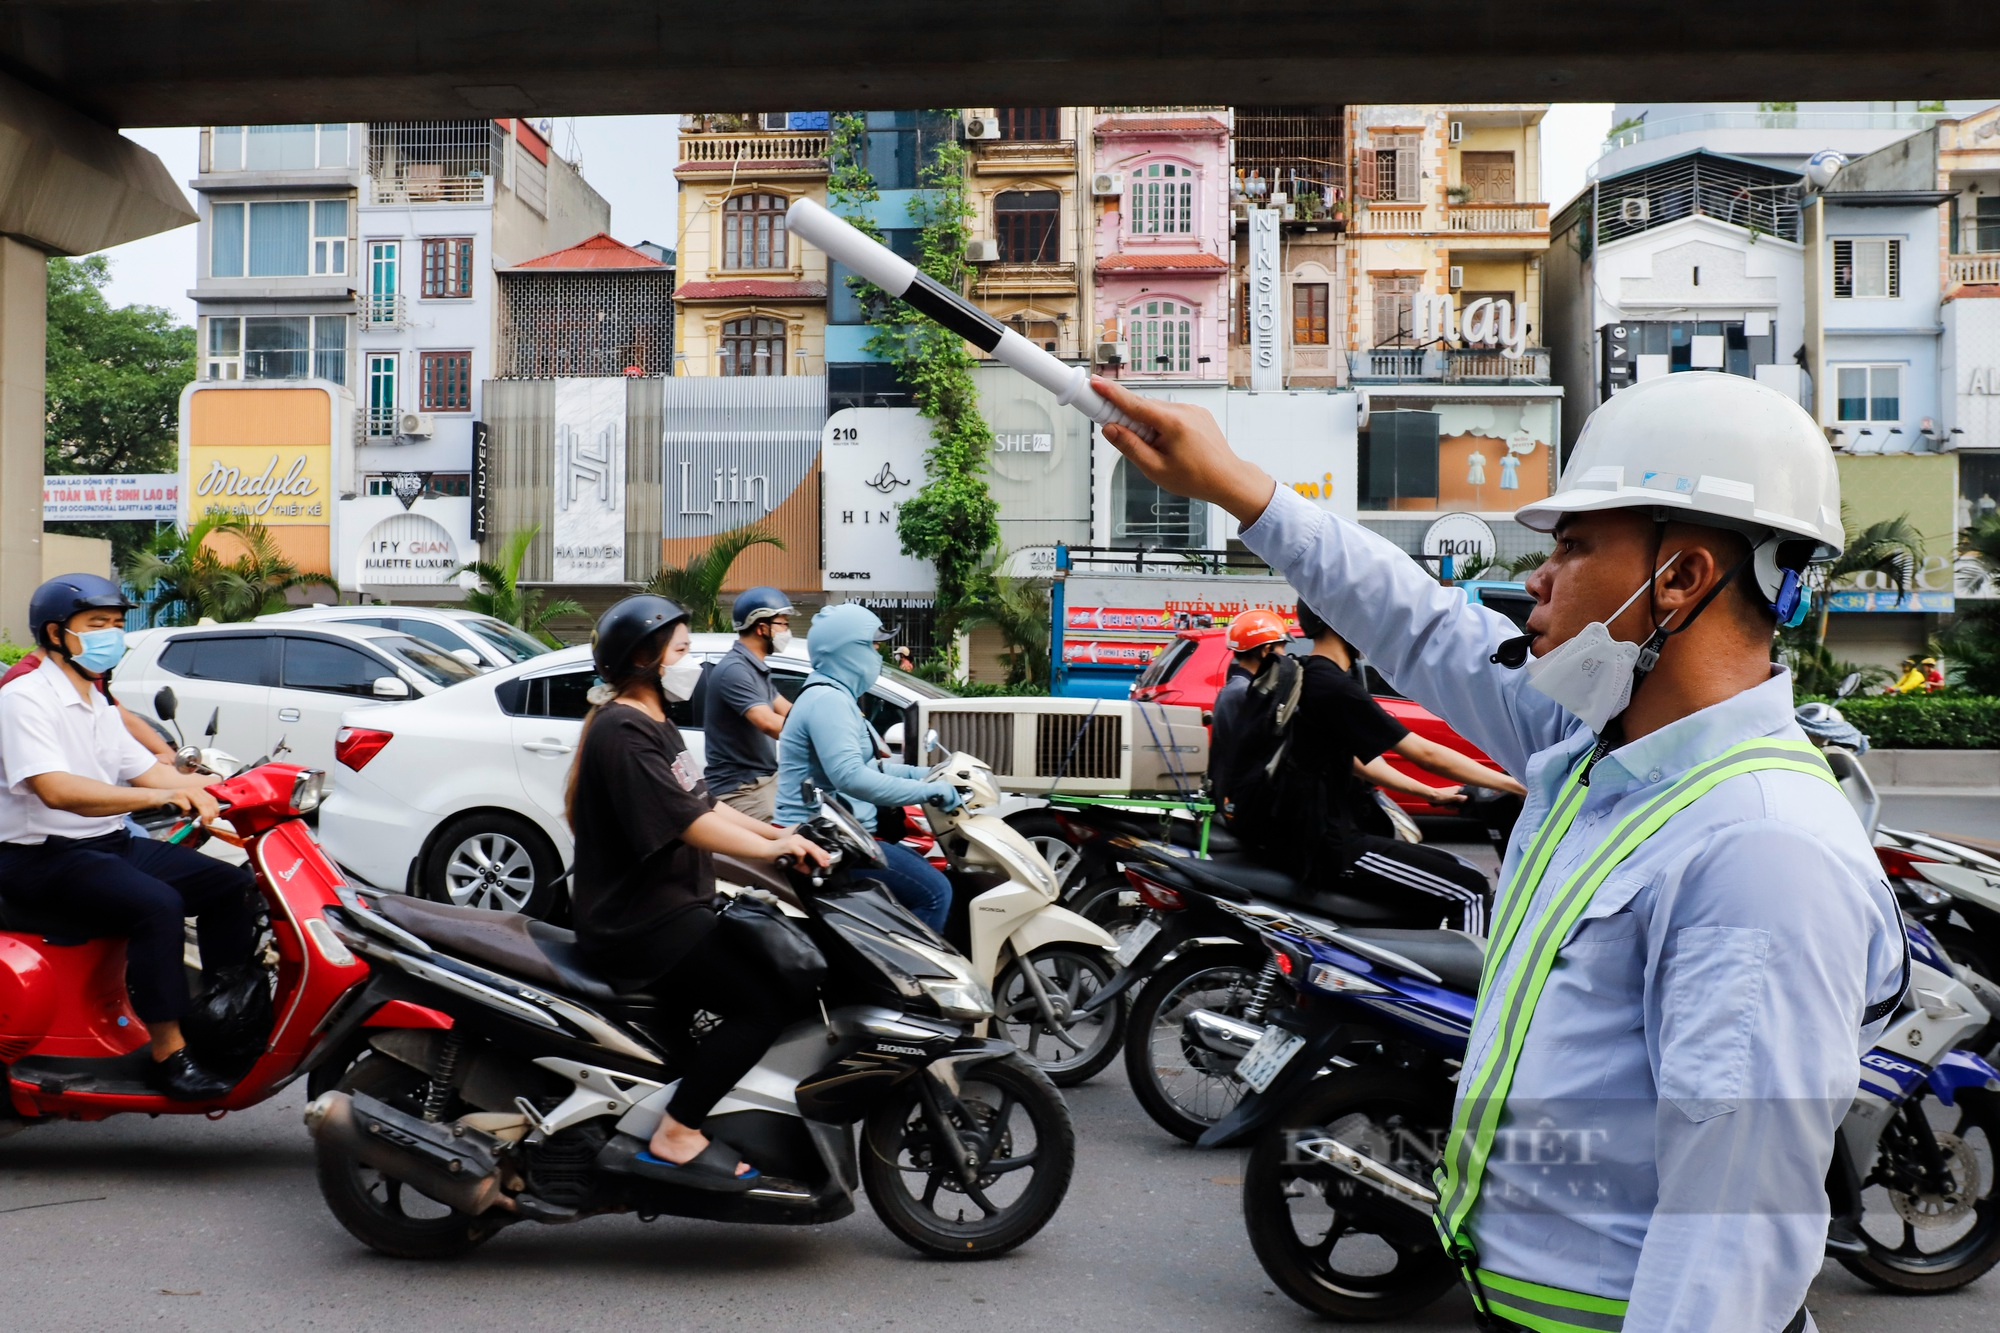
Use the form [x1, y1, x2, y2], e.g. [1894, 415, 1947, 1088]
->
[1236, 1025, 1306, 1093]
[1114, 917, 1161, 967]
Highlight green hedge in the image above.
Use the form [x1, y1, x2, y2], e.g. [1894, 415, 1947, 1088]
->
[0, 640, 28, 667]
[941, 681, 1051, 699]
[1822, 696, 2000, 749]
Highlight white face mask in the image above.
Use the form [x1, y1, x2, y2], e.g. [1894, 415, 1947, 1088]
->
[659, 657, 703, 702]
[769, 628, 793, 654]
[1524, 551, 1680, 735]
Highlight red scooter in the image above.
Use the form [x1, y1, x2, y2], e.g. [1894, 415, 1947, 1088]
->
[0, 758, 439, 1131]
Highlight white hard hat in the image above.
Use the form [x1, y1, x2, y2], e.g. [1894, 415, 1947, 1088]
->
[1516, 372, 1843, 598]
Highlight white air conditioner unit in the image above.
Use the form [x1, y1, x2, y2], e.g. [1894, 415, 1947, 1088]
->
[1449, 121, 1465, 144]
[961, 113, 1001, 141]
[760, 112, 790, 132]
[1448, 265, 1465, 289]
[965, 239, 1001, 263]
[1620, 196, 1651, 223]
[1094, 341, 1131, 365]
[1269, 191, 1288, 208]
[1091, 171, 1125, 198]
[914, 698, 1210, 798]
[398, 412, 435, 438]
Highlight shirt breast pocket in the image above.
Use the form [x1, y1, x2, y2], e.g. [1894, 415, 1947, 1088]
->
[1658, 925, 1771, 1123]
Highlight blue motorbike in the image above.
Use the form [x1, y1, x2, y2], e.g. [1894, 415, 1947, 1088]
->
[1196, 906, 2000, 1320]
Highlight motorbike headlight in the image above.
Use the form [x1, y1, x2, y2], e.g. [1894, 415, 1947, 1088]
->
[918, 975, 995, 1022]
[290, 768, 327, 815]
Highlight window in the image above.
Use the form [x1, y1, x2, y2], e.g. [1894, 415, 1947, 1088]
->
[1238, 281, 1250, 345]
[1976, 198, 2000, 254]
[313, 315, 346, 382]
[205, 315, 348, 385]
[1833, 239, 1900, 298]
[1293, 283, 1329, 346]
[373, 635, 479, 688]
[999, 108, 1060, 140]
[1372, 275, 1421, 346]
[720, 316, 786, 376]
[366, 353, 398, 437]
[1836, 365, 1902, 423]
[463, 616, 553, 664]
[1458, 151, 1516, 203]
[420, 351, 473, 410]
[206, 317, 241, 380]
[281, 638, 391, 696]
[1112, 456, 1206, 547]
[858, 110, 955, 191]
[1458, 291, 1515, 348]
[210, 199, 349, 278]
[364, 473, 471, 498]
[994, 190, 1060, 262]
[366, 241, 399, 322]
[1125, 299, 1194, 374]
[1127, 162, 1195, 235]
[159, 635, 273, 686]
[421, 237, 474, 298]
[722, 194, 788, 270]
[209, 124, 349, 172]
[1362, 410, 1442, 505]
[831, 230, 920, 324]
[241, 316, 310, 381]
[1362, 134, 1422, 202]
[313, 201, 348, 275]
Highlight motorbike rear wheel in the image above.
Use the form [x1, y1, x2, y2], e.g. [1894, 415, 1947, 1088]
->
[1242, 1068, 1459, 1321]
[860, 1051, 1075, 1258]
[994, 944, 1123, 1086]
[315, 1053, 508, 1260]
[1123, 944, 1266, 1142]
[1838, 1086, 2000, 1293]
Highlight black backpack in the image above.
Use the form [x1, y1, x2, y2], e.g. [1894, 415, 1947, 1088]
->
[1213, 654, 1306, 845]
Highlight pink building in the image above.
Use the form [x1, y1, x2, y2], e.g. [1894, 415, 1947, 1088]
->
[1091, 109, 1231, 380]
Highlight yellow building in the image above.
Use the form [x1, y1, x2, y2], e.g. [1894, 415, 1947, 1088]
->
[960, 108, 1091, 359]
[672, 113, 830, 377]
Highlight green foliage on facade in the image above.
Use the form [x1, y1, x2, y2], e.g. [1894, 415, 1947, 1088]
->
[453, 523, 582, 646]
[125, 514, 338, 625]
[645, 524, 784, 632]
[828, 112, 1001, 623]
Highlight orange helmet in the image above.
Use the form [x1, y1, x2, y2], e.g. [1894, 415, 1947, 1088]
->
[1225, 609, 1289, 653]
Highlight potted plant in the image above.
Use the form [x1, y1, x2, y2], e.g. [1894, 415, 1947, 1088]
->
[1446, 184, 1472, 205]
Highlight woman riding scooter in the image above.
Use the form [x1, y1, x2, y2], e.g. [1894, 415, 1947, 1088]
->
[565, 594, 826, 1192]
[775, 604, 961, 933]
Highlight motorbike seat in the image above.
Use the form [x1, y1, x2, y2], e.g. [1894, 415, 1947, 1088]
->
[1145, 855, 1409, 924]
[1338, 928, 1486, 992]
[372, 896, 628, 1006]
[0, 895, 110, 944]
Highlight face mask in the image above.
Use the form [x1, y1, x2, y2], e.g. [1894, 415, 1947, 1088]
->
[659, 658, 703, 702]
[769, 628, 794, 654]
[68, 626, 127, 674]
[1523, 552, 1680, 734]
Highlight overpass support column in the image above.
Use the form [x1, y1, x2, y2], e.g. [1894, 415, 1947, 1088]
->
[0, 72, 197, 637]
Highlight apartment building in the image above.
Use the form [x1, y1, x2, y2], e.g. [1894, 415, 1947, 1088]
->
[960, 107, 1091, 361]
[1225, 107, 1347, 389]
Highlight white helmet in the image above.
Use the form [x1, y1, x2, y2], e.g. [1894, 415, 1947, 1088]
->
[1515, 372, 1842, 609]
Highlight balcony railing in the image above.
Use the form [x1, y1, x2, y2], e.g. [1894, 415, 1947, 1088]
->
[975, 139, 1077, 166]
[1606, 109, 1946, 151]
[1359, 203, 1427, 233]
[1348, 347, 1550, 383]
[1446, 202, 1549, 233]
[368, 171, 491, 205]
[1951, 256, 2000, 284]
[679, 135, 829, 163]
[974, 260, 1078, 290]
[359, 293, 406, 329]
[1099, 105, 1229, 114]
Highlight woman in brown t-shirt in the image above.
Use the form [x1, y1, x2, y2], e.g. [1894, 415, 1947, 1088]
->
[566, 594, 825, 1191]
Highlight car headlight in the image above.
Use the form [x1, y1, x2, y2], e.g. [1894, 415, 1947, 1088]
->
[290, 768, 327, 815]
[918, 975, 995, 1022]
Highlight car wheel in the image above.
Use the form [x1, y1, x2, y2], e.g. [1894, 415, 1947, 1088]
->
[419, 812, 562, 918]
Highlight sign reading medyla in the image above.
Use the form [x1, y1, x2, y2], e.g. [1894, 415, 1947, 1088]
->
[1248, 207, 1282, 391]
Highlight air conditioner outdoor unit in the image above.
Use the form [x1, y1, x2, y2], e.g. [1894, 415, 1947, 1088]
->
[1090, 171, 1125, 198]
[961, 114, 1001, 141]
[1620, 196, 1651, 223]
[398, 412, 435, 438]
[1448, 265, 1465, 289]
[760, 112, 790, 132]
[1269, 191, 1288, 208]
[965, 239, 1001, 263]
[1449, 121, 1465, 144]
[1094, 341, 1130, 365]
[914, 698, 1210, 798]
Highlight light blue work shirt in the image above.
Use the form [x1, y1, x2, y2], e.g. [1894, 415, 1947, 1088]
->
[1241, 486, 1905, 1333]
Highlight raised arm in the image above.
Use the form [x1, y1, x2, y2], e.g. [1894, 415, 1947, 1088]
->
[1094, 378, 1570, 777]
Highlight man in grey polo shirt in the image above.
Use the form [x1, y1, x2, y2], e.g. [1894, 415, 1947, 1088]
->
[702, 587, 795, 821]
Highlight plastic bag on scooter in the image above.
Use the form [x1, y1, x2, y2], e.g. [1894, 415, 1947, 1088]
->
[715, 892, 827, 1002]
[181, 963, 274, 1073]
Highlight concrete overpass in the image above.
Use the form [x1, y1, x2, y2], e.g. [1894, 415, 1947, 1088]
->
[1, 1, 1998, 630]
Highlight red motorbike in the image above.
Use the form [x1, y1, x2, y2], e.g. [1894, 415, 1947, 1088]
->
[0, 760, 439, 1132]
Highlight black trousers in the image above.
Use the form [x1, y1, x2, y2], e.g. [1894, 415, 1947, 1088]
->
[645, 928, 795, 1129]
[0, 830, 257, 1023]
[1340, 834, 1491, 935]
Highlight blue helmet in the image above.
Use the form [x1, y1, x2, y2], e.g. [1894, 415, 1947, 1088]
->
[730, 586, 795, 633]
[29, 573, 133, 651]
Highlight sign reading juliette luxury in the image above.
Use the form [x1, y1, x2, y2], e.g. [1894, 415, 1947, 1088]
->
[1247, 207, 1281, 391]
[44, 474, 180, 522]
[551, 378, 627, 582]
[820, 408, 935, 593]
[357, 511, 465, 585]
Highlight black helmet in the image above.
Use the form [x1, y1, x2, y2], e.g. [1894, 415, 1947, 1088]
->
[591, 595, 689, 680]
[30, 573, 134, 651]
[730, 585, 794, 632]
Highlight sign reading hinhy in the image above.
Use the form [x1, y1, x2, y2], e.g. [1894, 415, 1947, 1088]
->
[1248, 207, 1282, 391]
[820, 408, 935, 593]
[44, 474, 180, 522]
[551, 378, 626, 582]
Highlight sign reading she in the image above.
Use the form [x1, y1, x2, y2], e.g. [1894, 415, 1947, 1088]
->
[44, 473, 180, 522]
[1248, 207, 1281, 390]
[1413, 294, 1530, 359]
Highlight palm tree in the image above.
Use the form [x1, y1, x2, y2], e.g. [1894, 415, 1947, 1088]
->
[1809, 511, 1926, 652]
[1940, 512, 2000, 693]
[125, 514, 337, 625]
[644, 525, 784, 632]
[454, 524, 583, 646]
[950, 552, 1052, 687]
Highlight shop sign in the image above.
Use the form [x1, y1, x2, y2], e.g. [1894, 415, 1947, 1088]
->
[821, 408, 935, 593]
[550, 378, 626, 582]
[358, 512, 463, 585]
[993, 432, 1053, 454]
[44, 473, 179, 522]
[471, 420, 490, 542]
[1421, 512, 1499, 567]
[1414, 294, 1530, 359]
[188, 448, 327, 524]
[1247, 207, 1282, 391]
[1827, 589, 1953, 613]
[1057, 573, 1298, 668]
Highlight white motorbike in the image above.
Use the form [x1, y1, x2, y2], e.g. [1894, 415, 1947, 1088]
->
[915, 742, 1126, 1086]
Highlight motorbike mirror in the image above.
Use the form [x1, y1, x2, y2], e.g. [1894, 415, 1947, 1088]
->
[153, 686, 178, 722]
[272, 734, 292, 758]
[800, 779, 822, 809]
[924, 727, 942, 758]
[371, 675, 412, 699]
[1836, 671, 1863, 699]
[173, 744, 203, 774]
[204, 706, 219, 739]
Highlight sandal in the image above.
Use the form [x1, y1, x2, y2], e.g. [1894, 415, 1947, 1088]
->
[628, 1138, 761, 1193]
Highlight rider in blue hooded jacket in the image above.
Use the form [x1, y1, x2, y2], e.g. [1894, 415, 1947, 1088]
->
[775, 604, 958, 932]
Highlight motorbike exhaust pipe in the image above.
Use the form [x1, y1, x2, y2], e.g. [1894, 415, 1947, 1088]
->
[1185, 1007, 1265, 1059]
[305, 1090, 510, 1216]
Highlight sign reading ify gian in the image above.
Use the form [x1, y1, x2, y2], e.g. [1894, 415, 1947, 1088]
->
[1248, 207, 1281, 391]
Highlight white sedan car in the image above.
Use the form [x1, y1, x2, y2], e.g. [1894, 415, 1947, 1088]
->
[318, 635, 953, 917]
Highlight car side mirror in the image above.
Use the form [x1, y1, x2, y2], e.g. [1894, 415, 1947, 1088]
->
[371, 676, 412, 699]
[204, 707, 220, 739]
[882, 722, 906, 749]
[153, 686, 178, 722]
[450, 648, 482, 668]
